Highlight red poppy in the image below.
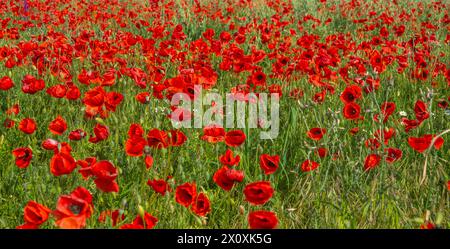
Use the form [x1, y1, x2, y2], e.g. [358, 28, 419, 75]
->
[213, 166, 244, 191]
[3, 118, 15, 128]
[408, 134, 444, 153]
[191, 193, 211, 217]
[343, 102, 361, 120]
[21, 75, 45, 94]
[379, 102, 396, 123]
[68, 129, 86, 141]
[244, 181, 274, 205]
[147, 129, 169, 149]
[136, 92, 151, 104]
[364, 154, 381, 171]
[98, 209, 124, 227]
[248, 210, 278, 229]
[12, 147, 33, 168]
[50, 143, 77, 176]
[414, 100, 430, 122]
[365, 138, 381, 150]
[169, 130, 187, 147]
[259, 154, 280, 175]
[175, 182, 197, 207]
[53, 187, 94, 229]
[315, 147, 328, 158]
[307, 128, 326, 141]
[201, 125, 225, 143]
[147, 179, 170, 195]
[125, 136, 147, 156]
[48, 116, 67, 135]
[0, 76, 14, 90]
[89, 124, 109, 143]
[385, 148, 402, 163]
[19, 118, 37, 134]
[46, 84, 67, 98]
[401, 118, 421, 132]
[17, 201, 51, 229]
[219, 149, 240, 166]
[41, 138, 59, 151]
[340, 85, 362, 103]
[301, 160, 320, 172]
[225, 130, 246, 147]
[120, 213, 158, 229]
[145, 155, 154, 169]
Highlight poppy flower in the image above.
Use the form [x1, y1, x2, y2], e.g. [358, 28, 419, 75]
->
[50, 143, 77, 176]
[12, 147, 33, 168]
[248, 210, 278, 229]
[19, 118, 37, 134]
[4, 118, 15, 128]
[401, 118, 421, 132]
[343, 102, 361, 120]
[301, 160, 319, 172]
[420, 222, 436, 230]
[244, 181, 274, 205]
[17, 201, 51, 229]
[0, 76, 14, 90]
[89, 124, 109, 143]
[136, 92, 151, 104]
[21, 75, 45, 94]
[259, 154, 280, 175]
[315, 147, 328, 158]
[145, 155, 154, 169]
[380, 102, 396, 123]
[307, 128, 326, 141]
[68, 129, 86, 141]
[414, 100, 430, 122]
[147, 129, 169, 149]
[169, 130, 187, 147]
[120, 213, 158, 229]
[175, 182, 197, 207]
[191, 193, 211, 217]
[147, 179, 170, 195]
[41, 138, 59, 151]
[125, 136, 147, 156]
[364, 154, 381, 171]
[201, 125, 225, 143]
[48, 116, 67, 135]
[219, 149, 240, 166]
[365, 138, 381, 150]
[225, 130, 246, 147]
[6, 104, 20, 115]
[53, 187, 93, 229]
[385, 148, 402, 163]
[46, 84, 67, 98]
[340, 85, 362, 103]
[408, 134, 444, 153]
[213, 166, 244, 191]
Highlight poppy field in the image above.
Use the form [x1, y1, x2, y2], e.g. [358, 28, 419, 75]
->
[0, 0, 449, 229]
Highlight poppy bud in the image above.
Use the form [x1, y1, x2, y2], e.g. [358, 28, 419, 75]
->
[42, 139, 59, 150]
[138, 205, 145, 218]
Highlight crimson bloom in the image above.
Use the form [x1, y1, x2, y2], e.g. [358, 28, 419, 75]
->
[385, 148, 403, 163]
[191, 193, 211, 217]
[343, 102, 361, 120]
[340, 85, 362, 103]
[408, 134, 444, 153]
[120, 213, 158, 229]
[48, 116, 67, 135]
[53, 187, 94, 229]
[213, 166, 244, 191]
[248, 211, 278, 229]
[147, 129, 169, 149]
[219, 149, 240, 166]
[201, 125, 225, 143]
[175, 182, 197, 207]
[147, 179, 170, 196]
[12, 147, 33, 168]
[89, 124, 109, 143]
[301, 160, 319, 172]
[307, 128, 326, 141]
[364, 154, 381, 171]
[243, 181, 274, 205]
[19, 118, 37, 134]
[0, 76, 14, 90]
[17, 201, 51, 229]
[225, 130, 246, 147]
[259, 154, 280, 175]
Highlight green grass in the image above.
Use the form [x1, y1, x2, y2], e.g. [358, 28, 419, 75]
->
[0, 0, 449, 228]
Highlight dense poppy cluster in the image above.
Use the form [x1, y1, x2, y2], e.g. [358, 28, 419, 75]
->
[0, 0, 449, 229]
